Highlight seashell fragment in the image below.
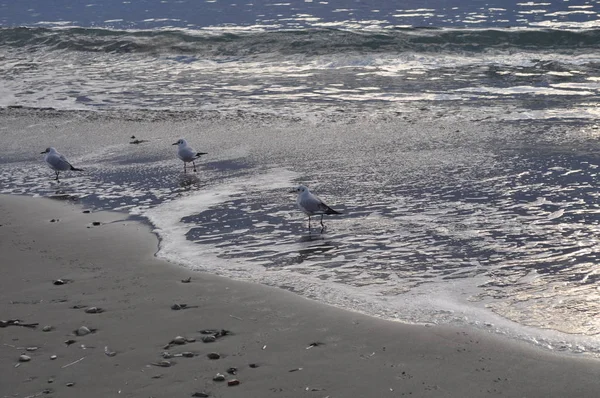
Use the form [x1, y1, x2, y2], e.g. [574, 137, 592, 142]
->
[75, 326, 92, 336]
[212, 373, 225, 382]
[151, 360, 172, 367]
[202, 335, 216, 343]
[171, 336, 186, 345]
[19, 355, 31, 362]
[206, 352, 220, 360]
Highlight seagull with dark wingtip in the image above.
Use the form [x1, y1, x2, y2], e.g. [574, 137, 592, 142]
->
[172, 138, 207, 173]
[291, 184, 342, 231]
[41, 147, 83, 181]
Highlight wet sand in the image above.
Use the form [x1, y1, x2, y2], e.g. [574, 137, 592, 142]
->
[0, 194, 598, 398]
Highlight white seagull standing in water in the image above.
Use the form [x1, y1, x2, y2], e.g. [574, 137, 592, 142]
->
[172, 138, 207, 173]
[41, 147, 83, 181]
[291, 184, 342, 231]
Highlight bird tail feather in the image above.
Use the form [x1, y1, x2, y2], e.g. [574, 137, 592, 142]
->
[70, 166, 84, 171]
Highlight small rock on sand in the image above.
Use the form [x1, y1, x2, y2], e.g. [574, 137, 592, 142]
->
[213, 373, 225, 382]
[191, 393, 209, 397]
[227, 379, 240, 386]
[42, 325, 53, 332]
[207, 353, 220, 360]
[18, 355, 31, 362]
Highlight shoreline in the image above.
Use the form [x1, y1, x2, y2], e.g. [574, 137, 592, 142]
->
[2, 194, 600, 397]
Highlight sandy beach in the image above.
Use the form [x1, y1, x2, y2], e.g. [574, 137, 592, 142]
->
[0, 194, 598, 398]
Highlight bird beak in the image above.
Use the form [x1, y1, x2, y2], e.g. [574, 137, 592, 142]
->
[288, 189, 296, 193]
[171, 142, 178, 145]
[40, 150, 46, 154]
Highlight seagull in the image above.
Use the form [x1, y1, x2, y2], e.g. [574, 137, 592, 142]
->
[172, 138, 207, 173]
[40, 147, 83, 181]
[291, 185, 342, 230]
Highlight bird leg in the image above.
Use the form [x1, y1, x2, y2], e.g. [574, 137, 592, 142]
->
[184, 163, 187, 174]
[320, 215, 324, 228]
[308, 216, 311, 230]
[55, 171, 60, 181]
[192, 160, 197, 172]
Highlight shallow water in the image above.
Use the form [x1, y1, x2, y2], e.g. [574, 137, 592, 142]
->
[1, 108, 599, 356]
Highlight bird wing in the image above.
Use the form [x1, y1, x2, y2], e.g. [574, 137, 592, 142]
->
[178, 146, 198, 162]
[300, 193, 340, 215]
[47, 153, 71, 171]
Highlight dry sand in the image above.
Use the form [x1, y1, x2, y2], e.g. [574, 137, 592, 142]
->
[1, 194, 599, 398]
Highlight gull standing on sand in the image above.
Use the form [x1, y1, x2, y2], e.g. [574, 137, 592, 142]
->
[291, 185, 342, 230]
[172, 138, 207, 173]
[41, 147, 83, 181]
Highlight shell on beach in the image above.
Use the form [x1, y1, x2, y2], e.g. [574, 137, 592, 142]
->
[42, 325, 53, 332]
[151, 360, 173, 367]
[75, 326, 92, 336]
[18, 355, 31, 362]
[85, 306, 104, 314]
[213, 373, 226, 382]
[206, 352, 220, 360]
[171, 336, 186, 345]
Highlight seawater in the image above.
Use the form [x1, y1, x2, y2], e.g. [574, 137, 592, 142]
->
[1, 0, 599, 356]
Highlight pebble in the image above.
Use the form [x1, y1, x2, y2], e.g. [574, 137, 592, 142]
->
[201, 335, 216, 343]
[181, 352, 194, 358]
[191, 393, 209, 397]
[75, 326, 92, 336]
[66, 382, 75, 387]
[227, 379, 240, 386]
[64, 339, 76, 346]
[19, 355, 31, 362]
[172, 336, 186, 345]
[185, 337, 196, 343]
[249, 363, 259, 368]
[171, 304, 188, 310]
[162, 352, 173, 359]
[82, 210, 91, 214]
[26, 347, 38, 352]
[53, 279, 66, 285]
[226, 367, 237, 375]
[85, 307, 103, 314]
[50, 355, 57, 360]
[47, 379, 54, 384]
[92, 221, 101, 226]
[213, 373, 226, 382]
[181, 277, 191, 283]
[207, 353, 220, 360]
[42, 325, 53, 332]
